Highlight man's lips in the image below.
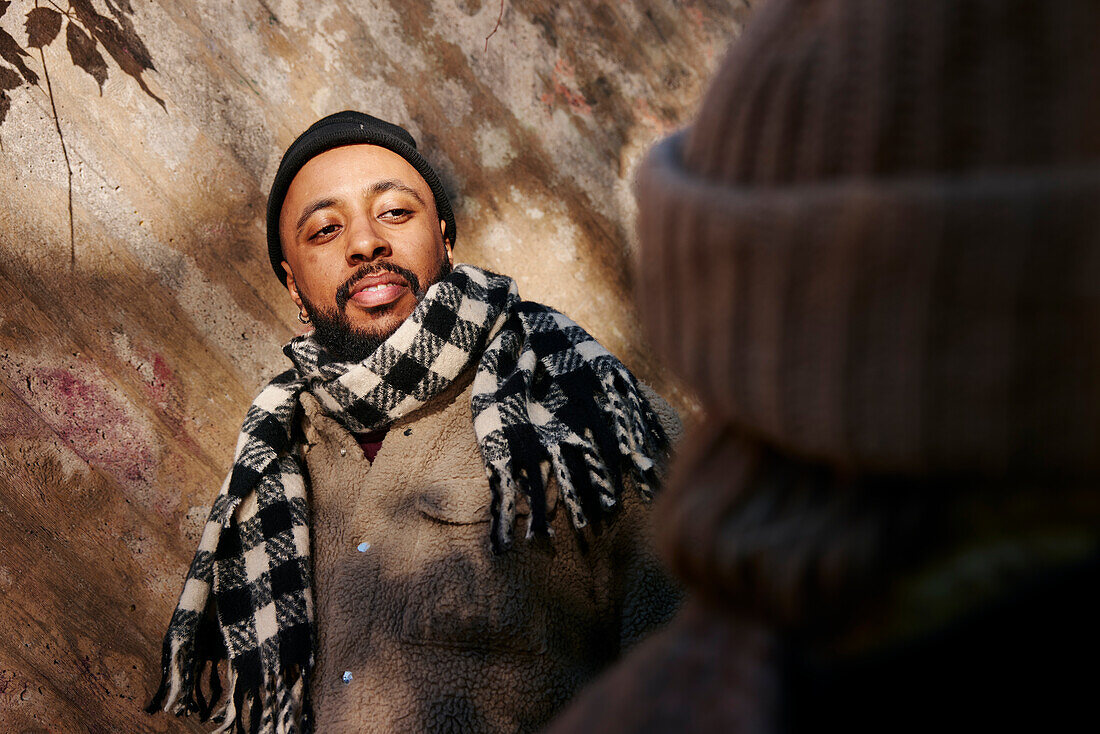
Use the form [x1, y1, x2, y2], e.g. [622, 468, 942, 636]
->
[347, 272, 409, 309]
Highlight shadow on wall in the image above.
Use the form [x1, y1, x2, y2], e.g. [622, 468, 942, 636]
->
[0, 0, 162, 112]
[1, 0, 162, 265]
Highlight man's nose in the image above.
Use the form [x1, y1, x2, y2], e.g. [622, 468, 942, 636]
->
[344, 216, 391, 264]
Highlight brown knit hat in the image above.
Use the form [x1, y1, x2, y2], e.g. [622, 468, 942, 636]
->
[636, 0, 1100, 478]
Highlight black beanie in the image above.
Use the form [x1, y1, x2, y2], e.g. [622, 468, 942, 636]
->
[265, 110, 457, 287]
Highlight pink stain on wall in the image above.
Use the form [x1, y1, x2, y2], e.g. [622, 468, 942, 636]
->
[31, 366, 155, 487]
[540, 58, 593, 116]
[109, 336, 200, 457]
[150, 354, 174, 407]
[201, 222, 231, 243]
[148, 353, 201, 455]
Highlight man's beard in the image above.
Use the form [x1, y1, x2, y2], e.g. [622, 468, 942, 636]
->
[299, 257, 452, 363]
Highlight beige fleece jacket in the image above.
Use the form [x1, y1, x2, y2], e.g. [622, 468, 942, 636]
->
[299, 368, 682, 733]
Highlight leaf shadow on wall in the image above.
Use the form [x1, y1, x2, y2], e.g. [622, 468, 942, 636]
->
[1, 0, 164, 268]
[1, 0, 163, 126]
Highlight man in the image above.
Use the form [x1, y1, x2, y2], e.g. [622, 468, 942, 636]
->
[148, 111, 681, 733]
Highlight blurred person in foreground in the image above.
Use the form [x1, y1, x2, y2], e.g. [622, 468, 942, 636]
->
[547, 0, 1100, 730]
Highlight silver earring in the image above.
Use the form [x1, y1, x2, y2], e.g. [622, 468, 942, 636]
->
[297, 310, 310, 324]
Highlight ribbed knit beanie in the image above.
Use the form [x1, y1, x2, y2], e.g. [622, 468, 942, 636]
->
[636, 0, 1100, 478]
[266, 111, 457, 286]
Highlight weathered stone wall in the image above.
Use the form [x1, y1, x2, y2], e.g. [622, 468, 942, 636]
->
[0, 1, 754, 730]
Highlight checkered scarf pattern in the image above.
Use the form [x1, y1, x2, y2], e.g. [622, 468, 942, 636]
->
[147, 265, 669, 733]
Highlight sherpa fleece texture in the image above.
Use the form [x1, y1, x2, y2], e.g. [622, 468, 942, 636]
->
[299, 368, 683, 733]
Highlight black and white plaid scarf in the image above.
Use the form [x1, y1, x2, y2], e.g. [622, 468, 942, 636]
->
[147, 265, 669, 733]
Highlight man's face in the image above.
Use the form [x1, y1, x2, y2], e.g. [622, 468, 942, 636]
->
[280, 144, 452, 361]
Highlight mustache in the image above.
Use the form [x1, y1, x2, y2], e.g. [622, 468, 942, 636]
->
[335, 262, 422, 310]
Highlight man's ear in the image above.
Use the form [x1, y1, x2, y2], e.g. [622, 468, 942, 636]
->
[440, 219, 453, 266]
[283, 261, 304, 311]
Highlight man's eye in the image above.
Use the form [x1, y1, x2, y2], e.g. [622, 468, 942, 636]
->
[311, 224, 339, 239]
[382, 208, 412, 220]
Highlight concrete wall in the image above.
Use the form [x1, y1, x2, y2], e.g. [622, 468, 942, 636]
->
[0, 1, 754, 730]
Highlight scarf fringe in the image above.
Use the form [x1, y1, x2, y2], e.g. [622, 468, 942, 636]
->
[487, 459, 520, 552]
[145, 633, 189, 716]
[600, 368, 667, 498]
[207, 665, 311, 734]
[484, 361, 669, 554]
[146, 606, 226, 721]
[209, 666, 238, 732]
[148, 488, 312, 734]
